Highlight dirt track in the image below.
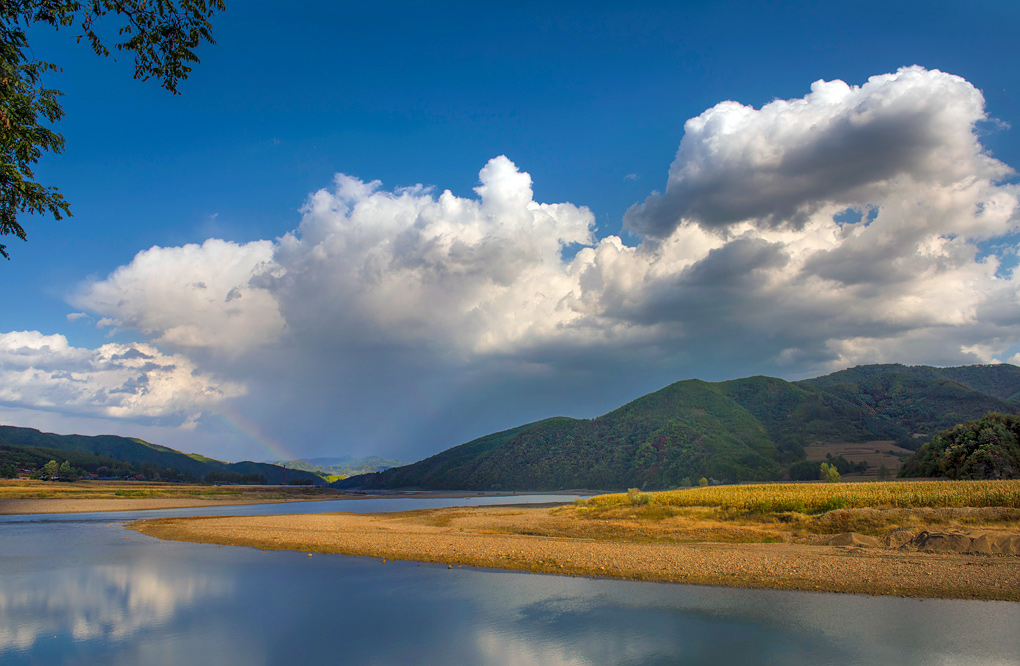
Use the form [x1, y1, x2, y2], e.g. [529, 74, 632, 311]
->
[129, 505, 1020, 601]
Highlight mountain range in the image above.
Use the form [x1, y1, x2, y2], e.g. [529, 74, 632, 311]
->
[5, 363, 1018, 490]
[336, 364, 1020, 491]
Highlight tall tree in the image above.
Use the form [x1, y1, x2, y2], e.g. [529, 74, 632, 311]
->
[0, 0, 225, 259]
[41, 458, 58, 477]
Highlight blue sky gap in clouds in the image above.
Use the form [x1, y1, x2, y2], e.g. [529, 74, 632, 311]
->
[2, 1, 1020, 462]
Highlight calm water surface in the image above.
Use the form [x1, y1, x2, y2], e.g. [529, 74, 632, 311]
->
[1, 495, 1017, 665]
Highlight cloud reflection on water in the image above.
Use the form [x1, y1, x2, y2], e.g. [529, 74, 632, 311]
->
[0, 564, 233, 652]
[475, 631, 593, 666]
[441, 569, 1020, 666]
[3, 515, 1019, 666]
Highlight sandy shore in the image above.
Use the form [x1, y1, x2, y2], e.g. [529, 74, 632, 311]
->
[129, 505, 1020, 601]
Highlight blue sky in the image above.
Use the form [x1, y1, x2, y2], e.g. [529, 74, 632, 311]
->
[3, 1, 1020, 462]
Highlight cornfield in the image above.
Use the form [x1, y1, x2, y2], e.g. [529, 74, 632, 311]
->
[581, 479, 1020, 514]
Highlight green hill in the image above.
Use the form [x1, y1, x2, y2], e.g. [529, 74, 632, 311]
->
[1, 441, 140, 478]
[338, 364, 1020, 491]
[719, 375, 906, 448]
[356, 420, 552, 489]
[899, 413, 1020, 479]
[798, 366, 1020, 444]
[0, 425, 324, 485]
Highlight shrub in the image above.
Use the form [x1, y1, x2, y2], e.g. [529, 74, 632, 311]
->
[626, 488, 655, 505]
[820, 462, 841, 483]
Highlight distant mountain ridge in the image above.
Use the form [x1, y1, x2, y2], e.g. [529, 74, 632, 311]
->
[0, 425, 324, 484]
[800, 363, 1020, 401]
[337, 364, 1020, 491]
[269, 456, 405, 478]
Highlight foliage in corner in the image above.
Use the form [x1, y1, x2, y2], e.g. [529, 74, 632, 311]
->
[0, 0, 225, 258]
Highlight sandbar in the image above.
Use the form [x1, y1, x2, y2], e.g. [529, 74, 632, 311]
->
[129, 505, 1020, 601]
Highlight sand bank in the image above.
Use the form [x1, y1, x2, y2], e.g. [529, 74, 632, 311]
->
[129, 505, 1020, 601]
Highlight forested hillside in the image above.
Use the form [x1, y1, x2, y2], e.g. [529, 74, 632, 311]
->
[339, 364, 1020, 491]
[899, 413, 1020, 479]
[798, 365, 1020, 439]
[0, 426, 323, 484]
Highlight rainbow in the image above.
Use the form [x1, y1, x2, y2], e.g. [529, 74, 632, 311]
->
[210, 404, 299, 463]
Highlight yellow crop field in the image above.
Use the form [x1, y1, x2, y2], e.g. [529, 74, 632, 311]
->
[582, 480, 1020, 514]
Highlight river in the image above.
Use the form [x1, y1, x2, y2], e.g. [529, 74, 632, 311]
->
[1, 495, 1017, 665]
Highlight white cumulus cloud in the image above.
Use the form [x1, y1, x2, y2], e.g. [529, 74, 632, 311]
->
[0, 331, 244, 424]
[624, 66, 1013, 237]
[268, 155, 598, 355]
[73, 239, 285, 355]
